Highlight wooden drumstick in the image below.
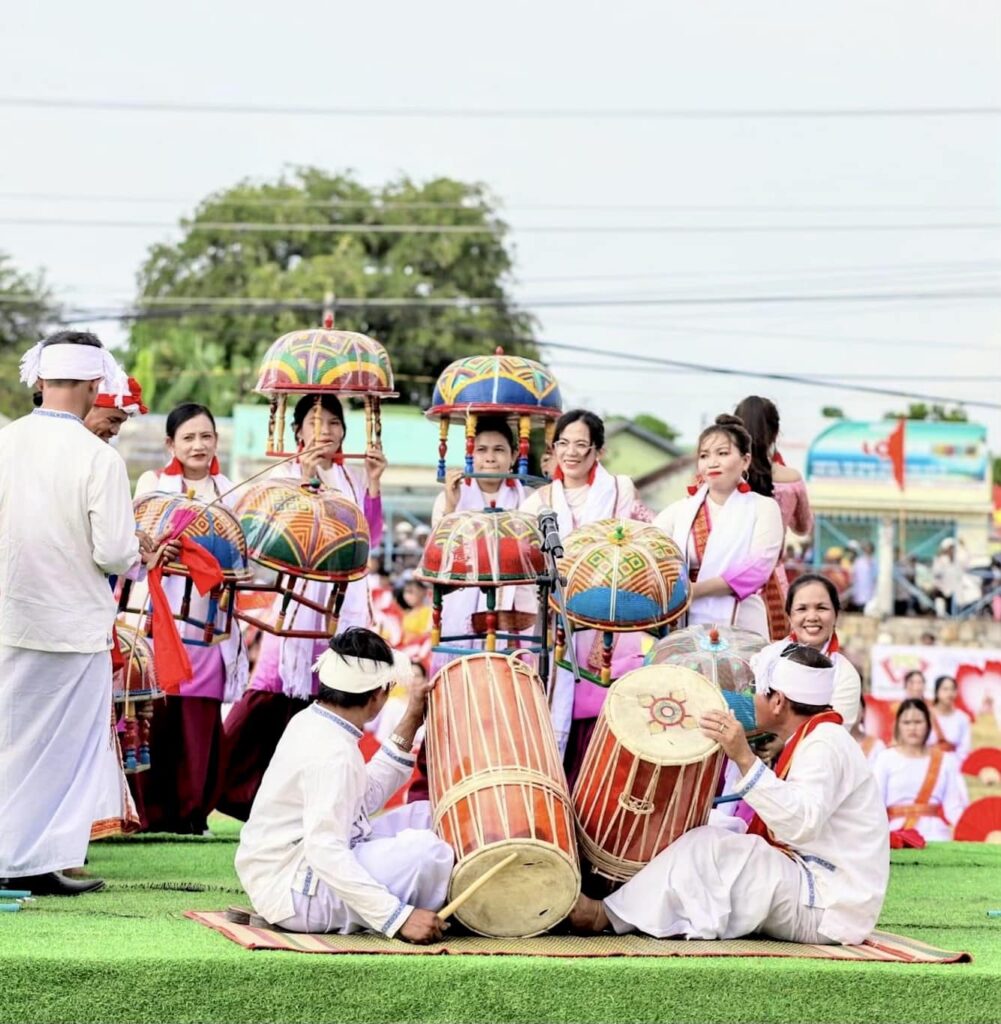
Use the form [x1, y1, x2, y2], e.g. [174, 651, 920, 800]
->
[438, 852, 518, 921]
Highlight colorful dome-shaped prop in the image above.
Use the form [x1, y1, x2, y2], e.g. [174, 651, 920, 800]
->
[551, 520, 689, 685]
[427, 348, 563, 480]
[418, 509, 546, 588]
[417, 508, 546, 655]
[255, 316, 397, 458]
[234, 478, 369, 639]
[118, 494, 250, 645]
[648, 624, 768, 737]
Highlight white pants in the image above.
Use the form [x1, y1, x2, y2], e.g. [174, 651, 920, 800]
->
[0, 645, 113, 875]
[604, 825, 830, 943]
[276, 803, 454, 934]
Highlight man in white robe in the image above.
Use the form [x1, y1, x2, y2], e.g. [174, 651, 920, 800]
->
[235, 627, 454, 943]
[0, 332, 141, 895]
[570, 644, 890, 945]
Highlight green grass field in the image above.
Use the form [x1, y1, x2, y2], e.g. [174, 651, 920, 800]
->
[2, 819, 999, 1024]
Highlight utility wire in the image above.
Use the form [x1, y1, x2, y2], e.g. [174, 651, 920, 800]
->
[2, 96, 999, 118]
[2, 215, 999, 235]
[0, 190, 996, 214]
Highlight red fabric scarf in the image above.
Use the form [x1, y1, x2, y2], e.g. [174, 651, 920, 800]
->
[788, 630, 840, 655]
[146, 537, 224, 693]
[746, 709, 844, 848]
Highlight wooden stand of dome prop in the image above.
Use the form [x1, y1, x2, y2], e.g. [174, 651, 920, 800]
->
[550, 520, 691, 688]
[233, 479, 370, 639]
[117, 494, 252, 645]
[427, 348, 563, 484]
[416, 508, 553, 679]
[114, 625, 164, 774]
[255, 315, 397, 460]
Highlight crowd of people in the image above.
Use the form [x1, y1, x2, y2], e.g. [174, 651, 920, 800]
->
[0, 330, 979, 945]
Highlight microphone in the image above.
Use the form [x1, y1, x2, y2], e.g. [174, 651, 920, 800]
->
[537, 507, 564, 559]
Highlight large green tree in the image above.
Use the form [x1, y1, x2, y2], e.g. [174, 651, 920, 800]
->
[126, 169, 538, 413]
[0, 253, 58, 420]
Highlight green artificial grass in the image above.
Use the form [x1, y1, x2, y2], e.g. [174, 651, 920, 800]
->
[2, 822, 1000, 1024]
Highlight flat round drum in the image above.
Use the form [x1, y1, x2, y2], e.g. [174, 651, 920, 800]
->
[448, 841, 580, 938]
[605, 664, 726, 765]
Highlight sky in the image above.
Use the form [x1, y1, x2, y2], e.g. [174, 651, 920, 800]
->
[1, 0, 999, 464]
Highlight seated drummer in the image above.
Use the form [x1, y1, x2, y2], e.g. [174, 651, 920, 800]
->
[235, 628, 454, 944]
[570, 644, 889, 945]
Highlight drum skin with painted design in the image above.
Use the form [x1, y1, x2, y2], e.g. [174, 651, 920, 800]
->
[573, 663, 726, 886]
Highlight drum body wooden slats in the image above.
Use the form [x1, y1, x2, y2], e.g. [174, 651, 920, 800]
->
[573, 664, 726, 886]
[426, 652, 580, 937]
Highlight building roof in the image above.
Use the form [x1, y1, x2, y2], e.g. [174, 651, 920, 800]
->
[604, 419, 685, 457]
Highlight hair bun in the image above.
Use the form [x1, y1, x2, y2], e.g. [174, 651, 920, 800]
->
[714, 413, 744, 428]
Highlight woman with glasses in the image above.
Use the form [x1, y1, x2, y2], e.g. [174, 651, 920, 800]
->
[521, 409, 652, 766]
[654, 414, 783, 639]
[872, 699, 969, 842]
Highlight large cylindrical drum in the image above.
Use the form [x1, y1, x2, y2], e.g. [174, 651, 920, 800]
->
[573, 664, 726, 886]
[426, 652, 580, 937]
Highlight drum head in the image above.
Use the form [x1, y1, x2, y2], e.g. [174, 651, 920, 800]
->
[605, 664, 726, 766]
[449, 841, 580, 938]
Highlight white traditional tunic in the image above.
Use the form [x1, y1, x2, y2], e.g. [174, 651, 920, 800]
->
[654, 487, 784, 639]
[604, 723, 889, 945]
[928, 708, 973, 763]
[871, 747, 969, 842]
[0, 410, 139, 875]
[235, 704, 453, 935]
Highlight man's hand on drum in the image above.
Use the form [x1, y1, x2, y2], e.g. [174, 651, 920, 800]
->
[405, 669, 435, 719]
[699, 709, 756, 776]
[398, 908, 447, 944]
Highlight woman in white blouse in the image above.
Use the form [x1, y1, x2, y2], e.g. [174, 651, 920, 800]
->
[654, 414, 783, 639]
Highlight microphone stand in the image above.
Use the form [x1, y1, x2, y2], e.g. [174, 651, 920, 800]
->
[539, 535, 581, 696]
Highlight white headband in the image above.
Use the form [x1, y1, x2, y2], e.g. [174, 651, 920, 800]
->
[19, 341, 128, 399]
[754, 646, 835, 706]
[312, 647, 414, 695]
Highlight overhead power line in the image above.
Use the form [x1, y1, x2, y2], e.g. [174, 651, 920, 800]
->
[2, 96, 999, 119]
[0, 190, 997, 214]
[517, 336, 1001, 410]
[3, 215, 999, 236]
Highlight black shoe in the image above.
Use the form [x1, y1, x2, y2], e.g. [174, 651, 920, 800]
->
[8, 871, 106, 896]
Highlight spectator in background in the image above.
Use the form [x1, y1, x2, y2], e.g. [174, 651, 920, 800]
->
[893, 552, 917, 617]
[931, 538, 969, 616]
[929, 675, 972, 762]
[848, 541, 877, 613]
[920, 631, 936, 646]
[872, 699, 969, 842]
[903, 670, 928, 701]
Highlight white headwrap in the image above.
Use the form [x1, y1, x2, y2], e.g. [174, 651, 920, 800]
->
[312, 646, 414, 694]
[19, 339, 129, 400]
[753, 645, 835, 706]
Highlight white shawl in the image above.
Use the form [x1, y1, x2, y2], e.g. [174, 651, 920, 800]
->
[669, 484, 757, 626]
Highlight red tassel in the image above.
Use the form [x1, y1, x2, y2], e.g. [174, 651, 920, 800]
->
[110, 624, 125, 671]
[737, 480, 751, 493]
[146, 567, 192, 693]
[553, 465, 564, 482]
[687, 484, 699, 496]
[587, 463, 597, 485]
